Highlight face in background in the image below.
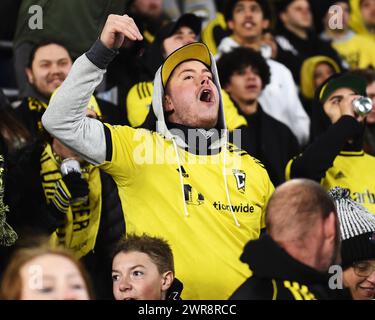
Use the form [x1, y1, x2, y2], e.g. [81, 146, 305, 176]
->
[343, 260, 375, 299]
[224, 65, 262, 111]
[325, 1, 350, 31]
[164, 60, 220, 129]
[163, 26, 198, 58]
[323, 87, 357, 123]
[112, 251, 173, 300]
[227, 0, 269, 43]
[26, 44, 72, 99]
[19, 254, 90, 300]
[313, 62, 336, 90]
[365, 81, 375, 123]
[361, 0, 375, 29]
[132, 0, 162, 19]
[280, 0, 313, 31]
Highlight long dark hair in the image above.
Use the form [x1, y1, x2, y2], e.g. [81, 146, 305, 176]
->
[0, 91, 31, 154]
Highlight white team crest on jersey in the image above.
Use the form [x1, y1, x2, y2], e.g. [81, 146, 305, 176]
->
[233, 169, 246, 193]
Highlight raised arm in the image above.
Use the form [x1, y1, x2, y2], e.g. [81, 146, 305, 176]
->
[42, 14, 143, 165]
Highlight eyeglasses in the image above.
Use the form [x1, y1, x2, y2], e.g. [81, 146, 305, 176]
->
[353, 261, 375, 277]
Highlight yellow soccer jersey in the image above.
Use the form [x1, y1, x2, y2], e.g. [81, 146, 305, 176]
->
[126, 81, 247, 130]
[332, 35, 375, 69]
[100, 124, 274, 299]
[321, 151, 375, 214]
[286, 151, 375, 214]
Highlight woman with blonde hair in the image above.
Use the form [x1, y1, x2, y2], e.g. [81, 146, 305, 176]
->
[1, 242, 93, 300]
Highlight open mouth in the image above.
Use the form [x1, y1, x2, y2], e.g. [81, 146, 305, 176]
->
[123, 297, 136, 300]
[359, 286, 375, 297]
[243, 21, 255, 29]
[200, 89, 213, 103]
[49, 78, 63, 85]
[245, 84, 258, 90]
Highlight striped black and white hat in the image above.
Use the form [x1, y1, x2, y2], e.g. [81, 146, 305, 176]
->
[329, 187, 375, 268]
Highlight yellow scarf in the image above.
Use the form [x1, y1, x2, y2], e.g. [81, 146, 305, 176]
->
[28, 95, 103, 135]
[40, 144, 102, 258]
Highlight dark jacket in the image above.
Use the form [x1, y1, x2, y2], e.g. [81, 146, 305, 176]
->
[235, 103, 300, 186]
[4, 140, 124, 299]
[230, 235, 352, 300]
[275, 27, 343, 84]
[289, 84, 364, 181]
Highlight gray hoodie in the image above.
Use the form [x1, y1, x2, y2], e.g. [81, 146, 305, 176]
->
[42, 40, 228, 165]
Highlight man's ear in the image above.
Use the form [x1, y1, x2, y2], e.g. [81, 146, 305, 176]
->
[279, 12, 287, 26]
[224, 83, 232, 95]
[25, 68, 34, 84]
[262, 18, 270, 31]
[164, 94, 174, 112]
[227, 20, 234, 31]
[323, 211, 337, 241]
[161, 271, 174, 292]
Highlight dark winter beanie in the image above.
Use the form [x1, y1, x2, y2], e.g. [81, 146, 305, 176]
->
[329, 187, 375, 269]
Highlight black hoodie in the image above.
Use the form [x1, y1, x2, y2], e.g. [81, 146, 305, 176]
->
[288, 79, 364, 182]
[230, 235, 351, 300]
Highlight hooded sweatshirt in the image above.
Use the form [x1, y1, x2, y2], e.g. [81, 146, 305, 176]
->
[286, 83, 375, 214]
[42, 40, 274, 300]
[349, 0, 375, 41]
[125, 19, 246, 129]
[230, 235, 351, 300]
[300, 56, 342, 101]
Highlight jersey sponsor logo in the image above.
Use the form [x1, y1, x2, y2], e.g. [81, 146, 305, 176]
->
[233, 169, 246, 193]
[213, 201, 255, 214]
[346, 188, 375, 205]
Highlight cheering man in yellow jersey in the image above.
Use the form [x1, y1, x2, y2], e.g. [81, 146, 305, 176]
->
[42, 14, 274, 299]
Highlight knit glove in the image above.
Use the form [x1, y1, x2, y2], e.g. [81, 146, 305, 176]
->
[51, 172, 89, 213]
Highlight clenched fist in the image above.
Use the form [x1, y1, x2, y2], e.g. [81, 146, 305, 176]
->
[100, 14, 143, 49]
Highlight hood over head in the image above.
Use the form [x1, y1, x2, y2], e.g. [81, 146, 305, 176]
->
[300, 55, 342, 100]
[151, 42, 227, 149]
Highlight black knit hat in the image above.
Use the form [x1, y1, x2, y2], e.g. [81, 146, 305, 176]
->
[329, 187, 375, 269]
[276, 0, 295, 13]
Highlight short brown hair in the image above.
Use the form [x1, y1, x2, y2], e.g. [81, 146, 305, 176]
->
[112, 234, 175, 274]
[0, 243, 94, 300]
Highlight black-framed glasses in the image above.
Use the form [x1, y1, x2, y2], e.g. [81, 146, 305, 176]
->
[353, 261, 375, 277]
